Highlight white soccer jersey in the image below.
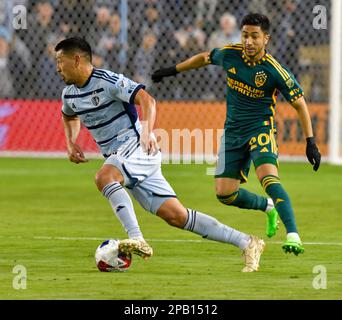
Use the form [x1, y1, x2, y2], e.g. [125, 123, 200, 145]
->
[61, 68, 144, 156]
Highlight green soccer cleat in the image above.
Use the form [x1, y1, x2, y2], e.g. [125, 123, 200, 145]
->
[266, 208, 279, 238]
[282, 238, 305, 256]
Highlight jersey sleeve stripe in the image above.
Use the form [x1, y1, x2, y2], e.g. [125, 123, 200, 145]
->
[269, 57, 291, 79]
[93, 69, 119, 80]
[266, 58, 289, 80]
[266, 55, 290, 80]
[92, 74, 118, 86]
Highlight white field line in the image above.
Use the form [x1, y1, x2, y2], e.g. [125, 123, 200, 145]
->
[1, 235, 342, 246]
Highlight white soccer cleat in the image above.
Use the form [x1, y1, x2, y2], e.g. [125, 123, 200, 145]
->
[119, 238, 153, 260]
[241, 235, 265, 272]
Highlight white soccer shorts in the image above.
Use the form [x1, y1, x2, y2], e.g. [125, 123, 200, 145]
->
[104, 138, 177, 214]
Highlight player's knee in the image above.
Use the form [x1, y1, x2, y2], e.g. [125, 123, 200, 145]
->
[94, 170, 113, 192]
[157, 199, 188, 228]
[157, 208, 187, 228]
[163, 210, 186, 228]
[216, 191, 239, 206]
[94, 171, 105, 191]
[165, 215, 183, 228]
[95, 166, 123, 191]
[215, 183, 239, 197]
[215, 180, 239, 205]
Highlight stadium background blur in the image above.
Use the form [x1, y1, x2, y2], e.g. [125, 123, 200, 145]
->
[0, 0, 333, 159]
[0, 0, 331, 101]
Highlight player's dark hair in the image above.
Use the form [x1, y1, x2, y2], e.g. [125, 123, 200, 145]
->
[241, 13, 270, 33]
[55, 37, 92, 61]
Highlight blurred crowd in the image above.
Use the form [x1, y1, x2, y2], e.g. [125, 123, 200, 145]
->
[0, 0, 330, 101]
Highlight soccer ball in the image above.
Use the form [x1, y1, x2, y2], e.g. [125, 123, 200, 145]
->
[95, 239, 132, 272]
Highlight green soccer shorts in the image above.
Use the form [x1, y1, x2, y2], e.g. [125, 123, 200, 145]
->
[215, 126, 279, 183]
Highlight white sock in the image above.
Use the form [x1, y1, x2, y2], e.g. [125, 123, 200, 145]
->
[287, 232, 301, 242]
[265, 198, 274, 213]
[102, 182, 143, 239]
[183, 209, 251, 250]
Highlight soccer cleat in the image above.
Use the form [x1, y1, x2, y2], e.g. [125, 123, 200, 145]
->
[241, 235, 265, 272]
[282, 237, 304, 256]
[266, 208, 279, 238]
[119, 238, 153, 260]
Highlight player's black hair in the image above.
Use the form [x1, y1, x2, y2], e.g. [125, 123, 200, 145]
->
[55, 37, 92, 61]
[241, 13, 270, 33]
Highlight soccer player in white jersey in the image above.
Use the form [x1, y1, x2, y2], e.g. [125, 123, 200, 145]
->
[55, 37, 265, 272]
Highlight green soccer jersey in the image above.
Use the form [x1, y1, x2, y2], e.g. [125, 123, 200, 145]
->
[209, 43, 304, 137]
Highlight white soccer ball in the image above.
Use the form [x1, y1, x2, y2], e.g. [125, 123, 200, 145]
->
[95, 239, 132, 272]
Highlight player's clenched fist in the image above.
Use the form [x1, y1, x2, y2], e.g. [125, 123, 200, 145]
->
[67, 143, 88, 164]
[140, 132, 159, 156]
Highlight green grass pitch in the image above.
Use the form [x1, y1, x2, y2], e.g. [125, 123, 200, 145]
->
[0, 158, 341, 299]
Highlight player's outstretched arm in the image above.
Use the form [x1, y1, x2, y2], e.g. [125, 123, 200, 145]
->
[291, 97, 321, 171]
[151, 51, 211, 83]
[62, 114, 88, 164]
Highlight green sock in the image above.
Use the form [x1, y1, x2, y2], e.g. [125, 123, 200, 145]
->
[217, 188, 268, 211]
[261, 175, 298, 233]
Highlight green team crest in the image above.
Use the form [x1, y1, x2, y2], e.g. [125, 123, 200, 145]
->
[255, 71, 267, 87]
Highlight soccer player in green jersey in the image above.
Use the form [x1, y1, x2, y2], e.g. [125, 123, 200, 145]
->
[151, 13, 321, 255]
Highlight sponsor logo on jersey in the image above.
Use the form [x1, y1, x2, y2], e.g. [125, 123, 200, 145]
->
[289, 88, 301, 96]
[255, 71, 267, 87]
[227, 77, 265, 98]
[84, 113, 106, 126]
[71, 103, 76, 110]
